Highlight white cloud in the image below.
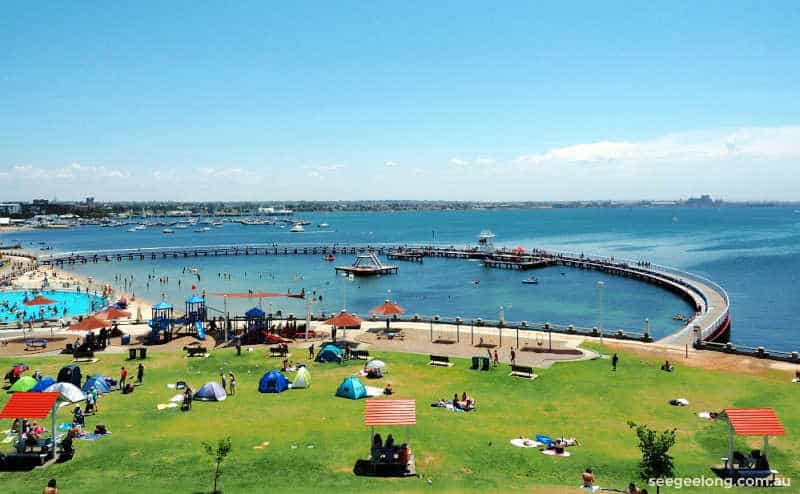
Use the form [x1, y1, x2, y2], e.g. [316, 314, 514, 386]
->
[516, 126, 800, 166]
[384, 160, 398, 167]
[449, 158, 469, 166]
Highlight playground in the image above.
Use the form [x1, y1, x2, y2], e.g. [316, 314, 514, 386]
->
[0, 341, 797, 493]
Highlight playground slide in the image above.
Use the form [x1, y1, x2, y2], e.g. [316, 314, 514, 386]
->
[195, 321, 206, 340]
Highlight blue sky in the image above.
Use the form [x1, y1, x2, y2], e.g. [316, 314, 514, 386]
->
[2, 1, 799, 201]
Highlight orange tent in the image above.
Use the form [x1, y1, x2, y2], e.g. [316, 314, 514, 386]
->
[95, 307, 131, 320]
[68, 315, 110, 331]
[24, 295, 56, 306]
[370, 300, 405, 330]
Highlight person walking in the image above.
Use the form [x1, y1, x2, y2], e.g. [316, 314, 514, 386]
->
[493, 349, 499, 367]
[228, 372, 236, 396]
[136, 363, 144, 385]
[308, 343, 315, 359]
[119, 366, 128, 389]
[235, 338, 242, 356]
[510, 347, 516, 365]
[611, 353, 619, 371]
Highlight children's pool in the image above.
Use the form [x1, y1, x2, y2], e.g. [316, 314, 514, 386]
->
[0, 290, 107, 323]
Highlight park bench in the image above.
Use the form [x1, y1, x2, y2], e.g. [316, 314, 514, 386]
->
[184, 344, 207, 357]
[352, 350, 370, 360]
[510, 364, 536, 379]
[73, 349, 94, 361]
[429, 355, 452, 367]
[24, 339, 48, 351]
[269, 346, 288, 357]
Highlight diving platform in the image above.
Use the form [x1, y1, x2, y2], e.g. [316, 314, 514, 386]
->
[335, 252, 398, 276]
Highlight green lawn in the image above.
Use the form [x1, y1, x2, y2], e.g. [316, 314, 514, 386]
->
[0, 344, 796, 493]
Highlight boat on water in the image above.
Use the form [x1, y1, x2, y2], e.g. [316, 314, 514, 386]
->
[134, 224, 146, 230]
[127, 228, 137, 232]
[521, 276, 539, 285]
[290, 224, 304, 233]
[175, 224, 188, 229]
[318, 223, 330, 228]
[672, 313, 688, 321]
[324, 254, 335, 262]
[194, 227, 211, 233]
[212, 221, 224, 227]
[162, 228, 174, 234]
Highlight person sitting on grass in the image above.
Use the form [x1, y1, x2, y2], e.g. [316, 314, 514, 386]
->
[660, 360, 674, 372]
[182, 387, 193, 411]
[582, 468, 594, 489]
[371, 433, 383, 460]
[383, 383, 393, 395]
[452, 393, 462, 410]
[628, 482, 640, 494]
[72, 407, 84, 427]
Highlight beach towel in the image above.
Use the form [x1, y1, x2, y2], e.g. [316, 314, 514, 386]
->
[670, 398, 689, 406]
[698, 411, 715, 419]
[510, 438, 542, 448]
[168, 394, 185, 403]
[542, 449, 570, 457]
[364, 386, 384, 397]
[81, 432, 111, 441]
[2, 436, 14, 444]
[157, 403, 178, 411]
[792, 378, 799, 383]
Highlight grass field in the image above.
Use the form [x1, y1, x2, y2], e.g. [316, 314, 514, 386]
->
[0, 344, 796, 493]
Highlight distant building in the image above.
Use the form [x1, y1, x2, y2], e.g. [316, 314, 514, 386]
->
[0, 203, 21, 215]
[686, 194, 719, 207]
[85, 197, 95, 209]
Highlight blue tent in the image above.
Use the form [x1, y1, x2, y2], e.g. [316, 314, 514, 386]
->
[82, 374, 112, 394]
[258, 370, 289, 393]
[315, 344, 343, 363]
[31, 377, 56, 392]
[245, 307, 265, 318]
[195, 381, 227, 401]
[336, 376, 367, 400]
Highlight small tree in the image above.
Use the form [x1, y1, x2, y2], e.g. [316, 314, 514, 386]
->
[628, 421, 677, 493]
[203, 437, 232, 494]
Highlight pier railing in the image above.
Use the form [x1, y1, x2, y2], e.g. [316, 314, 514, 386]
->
[695, 340, 800, 364]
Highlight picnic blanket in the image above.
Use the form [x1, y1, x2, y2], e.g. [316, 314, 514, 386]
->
[81, 432, 111, 441]
[364, 386, 384, 397]
[542, 449, 570, 457]
[168, 393, 185, 403]
[510, 438, 542, 448]
[157, 403, 179, 411]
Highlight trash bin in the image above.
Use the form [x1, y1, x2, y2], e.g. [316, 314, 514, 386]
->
[471, 356, 480, 370]
[139, 347, 147, 359]
[121, 334, 131, 345]
[128, 348, 137, 360]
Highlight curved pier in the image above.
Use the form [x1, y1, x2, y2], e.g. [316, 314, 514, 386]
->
[25, 243, 730, 345]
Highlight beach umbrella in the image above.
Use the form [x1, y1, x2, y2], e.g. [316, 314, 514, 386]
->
[324, 310, 362, 340]
[370, 300, 406, 330]
[512, 246, 526, 255]
[24, 295, 56, 306]
[95, 306, 131, 320]
[68, 315, 110, 331]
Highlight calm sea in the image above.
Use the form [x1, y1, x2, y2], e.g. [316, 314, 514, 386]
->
[2, 207, 798, 350]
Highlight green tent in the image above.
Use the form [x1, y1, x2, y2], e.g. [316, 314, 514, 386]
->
[8, 376, 38, 393]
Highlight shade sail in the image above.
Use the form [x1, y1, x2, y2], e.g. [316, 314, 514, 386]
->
[0, 392, 59, 419]
[23, 295, 56, 306]
[370, 300, 405, 316]
[68, 315, 110, 331]
[723, 408, 785, 436]
[95, 307, 131, 320]
[365, 399, 416, 426]
[324, 310, 362, 327]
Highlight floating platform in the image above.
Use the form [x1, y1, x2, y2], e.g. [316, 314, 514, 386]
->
[335, 265, 398, 276]
[336, 252, 398, 276]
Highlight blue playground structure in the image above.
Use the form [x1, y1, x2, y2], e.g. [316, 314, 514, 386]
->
[148, 294, 208, 344]
[148, 301, 175, 344]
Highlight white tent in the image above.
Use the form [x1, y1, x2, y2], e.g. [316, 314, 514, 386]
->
[365, 359, 386, 370]
[292, 366, 311, 389]
[44, 382, 86, 406]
